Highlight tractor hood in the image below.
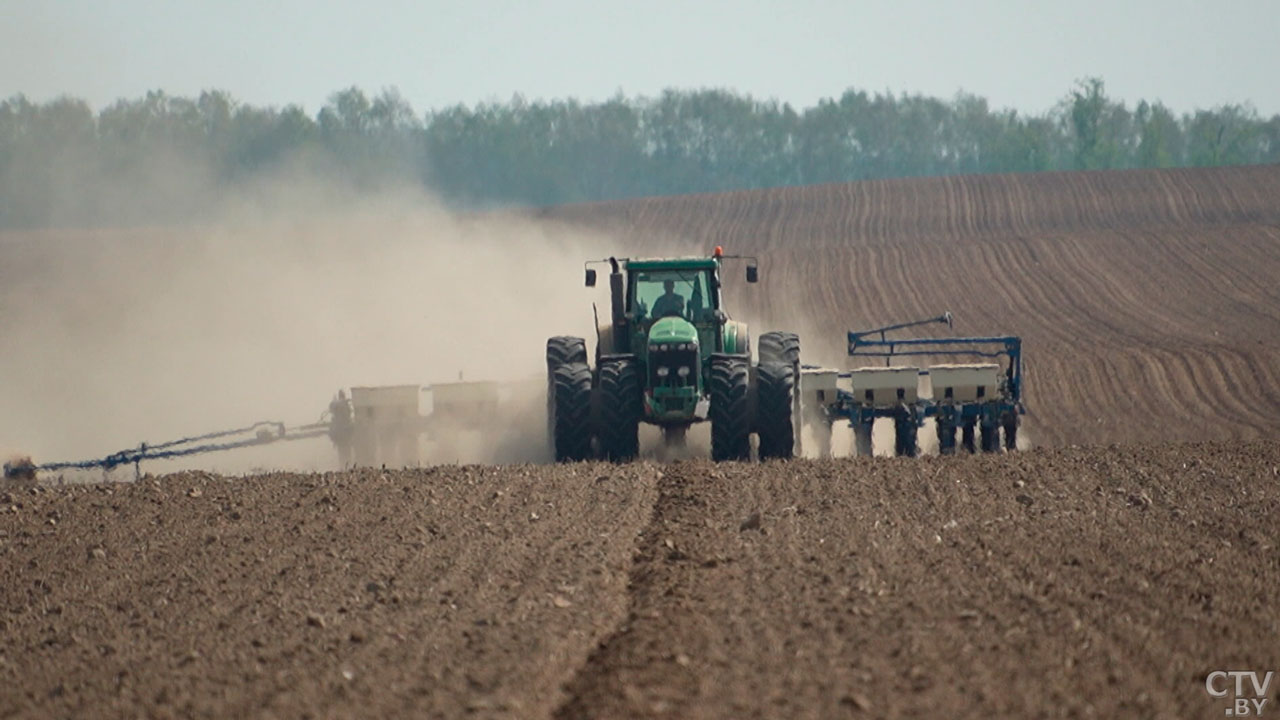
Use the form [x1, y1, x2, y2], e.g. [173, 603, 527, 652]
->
[648, 316, 699, 347]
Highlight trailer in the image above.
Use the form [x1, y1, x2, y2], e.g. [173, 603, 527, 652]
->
[4, 380, 506, 480]
[337, 381, 502, 467]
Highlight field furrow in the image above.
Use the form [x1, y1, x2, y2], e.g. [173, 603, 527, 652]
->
[547, 165, 1280, 447]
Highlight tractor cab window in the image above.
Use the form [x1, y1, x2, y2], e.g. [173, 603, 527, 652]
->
[632, 270, 712, 323]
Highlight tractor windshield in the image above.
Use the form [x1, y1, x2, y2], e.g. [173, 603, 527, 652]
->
[632, 270, 713, 323]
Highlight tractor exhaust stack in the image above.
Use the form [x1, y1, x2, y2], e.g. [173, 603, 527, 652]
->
[608, 257, 629, 353]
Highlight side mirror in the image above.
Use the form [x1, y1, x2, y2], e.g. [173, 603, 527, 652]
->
[746, 265, 758, 283]
[585, 269, 597, 287]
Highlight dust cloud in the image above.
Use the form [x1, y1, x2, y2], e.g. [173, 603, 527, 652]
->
[0, 171, 611, 476]
[0, 165, 1033, 475]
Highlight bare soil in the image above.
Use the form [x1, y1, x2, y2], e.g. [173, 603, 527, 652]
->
[3, 166, 1280, 718]
[546, 165, 1280, 447]
[4, 442, 1280, 718]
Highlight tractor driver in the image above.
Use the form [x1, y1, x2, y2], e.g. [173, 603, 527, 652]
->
[651, 279, 686, 319]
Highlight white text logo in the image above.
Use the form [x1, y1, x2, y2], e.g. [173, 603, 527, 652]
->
[1207, 671, 1275, 717]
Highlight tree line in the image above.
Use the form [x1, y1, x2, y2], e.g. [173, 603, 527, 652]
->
[1, 78, 1277, 227]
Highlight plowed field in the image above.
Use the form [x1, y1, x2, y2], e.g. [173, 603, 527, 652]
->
[4, 443, 1280, 718]
[4, 165, 1280, 718]
[546, 165, 1280, 447]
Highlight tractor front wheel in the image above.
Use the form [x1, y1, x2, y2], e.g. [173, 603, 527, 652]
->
[710, 354, 751, 462]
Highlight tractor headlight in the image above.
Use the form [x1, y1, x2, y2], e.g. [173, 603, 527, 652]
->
[677, 366, 691, 378]
[656, 366, 670, 377]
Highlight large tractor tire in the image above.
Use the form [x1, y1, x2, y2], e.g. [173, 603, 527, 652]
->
[546, 335, 588, 367]
[597, 356, 642, 462]
[755, 362, 796, 460]
[710, 354, 752, 462]
[756, 331, 801, 456]
[756, 331, 800, 366]
[546, 337, 592, 462]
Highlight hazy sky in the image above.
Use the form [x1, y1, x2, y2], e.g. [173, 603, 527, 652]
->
[3, 0, 1278, 116]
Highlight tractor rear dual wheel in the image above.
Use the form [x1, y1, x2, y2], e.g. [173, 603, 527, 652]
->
[598, 356, 642, 462]
[756, 331, 800, 366]
[755, 362, 795, 460]
[546, 337, 592, 462]
[710, 354, 751, 462]
[756, 331, 801, 460]
[546, 335, 588, 367]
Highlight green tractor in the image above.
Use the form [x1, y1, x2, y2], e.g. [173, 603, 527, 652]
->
[546, 248, 801, 462]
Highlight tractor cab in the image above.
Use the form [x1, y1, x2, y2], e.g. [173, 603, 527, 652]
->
[625, 258, 721, 352]
[622, 258, 721, 422]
